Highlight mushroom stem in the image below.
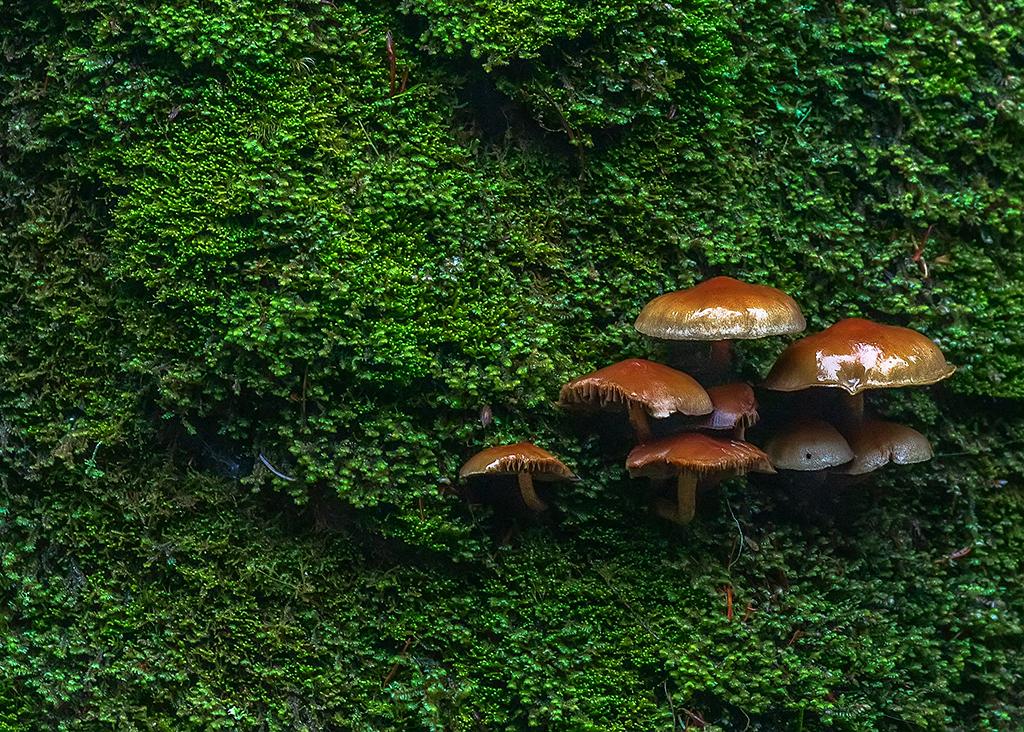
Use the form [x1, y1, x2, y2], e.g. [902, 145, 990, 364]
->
[654, 472, 698, 525]
[627, 402, 653, 443]
[840, 392, 865, 424]
[516, 472, 548, 512]
[674, 472, 698, 524]
[733, 424, 746, 441]
[709, 339, 733, 372]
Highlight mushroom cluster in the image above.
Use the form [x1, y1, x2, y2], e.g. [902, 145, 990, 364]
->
[457, 276, 954, 527]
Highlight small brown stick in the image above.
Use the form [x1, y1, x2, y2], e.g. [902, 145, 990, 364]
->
[933, 546, 972, 563]
[662, 681, 679, 729]
[681, 707, 707, 728]
[382, 636, 414, 686]
[385, 31, 397, 96]
[723, 585, 734, 620]
[912, 224, 934, 279]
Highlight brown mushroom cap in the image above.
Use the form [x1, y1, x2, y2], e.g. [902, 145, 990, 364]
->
[692, 383, 759, 431]
[763, 418, 854, 472]
[764, 318, 956, 395]
[626, 432, 774, 480]
[634, 276, 806, 341]
[838, 419, 933, 475]
[459, 442, 578, 482]
[559, 359, 712, 419]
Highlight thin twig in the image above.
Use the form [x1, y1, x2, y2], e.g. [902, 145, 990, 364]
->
[663, 681, 680, 730]
[382, 636, 414, 686]
[258, 453, 296, 482]
[933, 546, 972, 564]
[356, 119, 380, 157]
[725, 495, 744, 570]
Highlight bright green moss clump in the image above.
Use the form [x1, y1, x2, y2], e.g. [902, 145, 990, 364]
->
[1, 0, 1023, 728]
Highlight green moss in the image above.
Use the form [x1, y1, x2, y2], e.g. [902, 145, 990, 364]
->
[2, 0, 1023, 727]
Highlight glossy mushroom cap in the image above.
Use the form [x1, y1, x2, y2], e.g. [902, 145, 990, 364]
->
[692, 383, 759, 431]
[459, 442, 578, 482]
[839, 419, 933, 475]
[764, 318, 956, 395]
[764, 418, 854, 471]
[634, 276, 806, 341]
[626, 432, 774, 480]
[559, 359, 712, 418]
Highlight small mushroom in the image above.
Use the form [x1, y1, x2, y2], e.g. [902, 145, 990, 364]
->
[559, 358, 712, 443]
[763, 418, 854, 476]
[634, 276, 806, 370]
[626, 432, 774, 525]
[763, 318, 955, 423]
[690, 382, 759, 440]
[837, 419, 933, 476]
[459, 442, 578, 512]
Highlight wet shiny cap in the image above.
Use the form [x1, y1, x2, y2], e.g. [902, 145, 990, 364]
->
[693, 383, 759, 431]
[559, 359, 712, 418]
[839, 419, 933, 475]
[763, 318, 956, 395]
[626, 432, 774, 480]
[764, 418, 853, 471]
[634, 276, 806, 341]
[459, 442, 578, 482]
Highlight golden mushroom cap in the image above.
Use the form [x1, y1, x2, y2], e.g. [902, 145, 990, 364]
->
[559, 358, 712, 419]
[763, 418, 854, 472]
[634, 276, 806, 341]
[459, 442, 578, 482]
[764, 318, 956, 395]
[838, 419, 933, 475]
[626, 432, 774, 480]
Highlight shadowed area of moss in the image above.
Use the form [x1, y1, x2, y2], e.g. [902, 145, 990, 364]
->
[2, 403, 1022, 729]
[1, 0, 1022, 728]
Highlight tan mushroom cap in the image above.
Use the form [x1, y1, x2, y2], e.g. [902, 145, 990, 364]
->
[839, 419, 933, 475]
[764, 318, 956, 395]
[559, 359, 712, 418]
[459, 442, 578, 482]
[627, 432, 774, 480]
[634, 276, 806, 341]
[693, 383, 759, 431]
[764, 418, 854, 471]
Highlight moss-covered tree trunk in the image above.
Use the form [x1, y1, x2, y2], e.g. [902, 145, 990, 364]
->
[2, 0, 1023, 727]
